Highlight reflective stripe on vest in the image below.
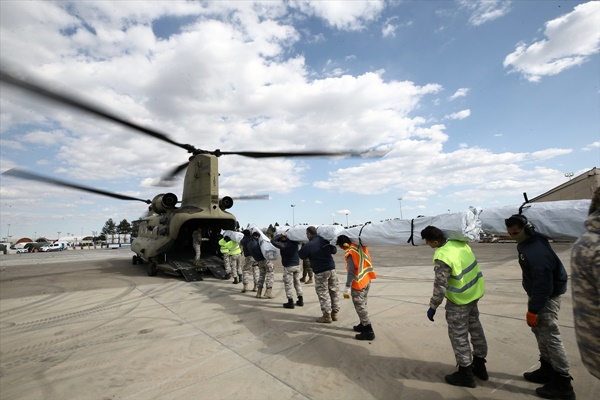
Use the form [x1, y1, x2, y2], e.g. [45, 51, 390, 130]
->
[433, 240, 484, 305]
[218, 238, 229, 254]
[227, 240, 242, 255]
[346, 244, 376, 290]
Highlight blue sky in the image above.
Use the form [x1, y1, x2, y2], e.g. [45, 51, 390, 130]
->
[1, 0, 599, 241]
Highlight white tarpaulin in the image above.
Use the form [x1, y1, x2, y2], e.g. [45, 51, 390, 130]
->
[480, 199, 590, 241]
[275, 207, 482, 246]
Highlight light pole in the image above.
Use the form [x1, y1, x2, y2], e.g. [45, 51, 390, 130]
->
[397, 197, 403, 219]
[7, 224, 10, 242]
[291, 204, 296, 225]
[564, 172, 574, 180]
[345, 213, 349, 228]
[57, 231, 61, 242]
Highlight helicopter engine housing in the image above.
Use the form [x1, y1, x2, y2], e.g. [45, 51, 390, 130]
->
[151, 193, 178, 214]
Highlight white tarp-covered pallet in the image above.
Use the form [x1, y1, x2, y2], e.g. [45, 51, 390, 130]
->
[276, 207, 482, 246]
[479, 199, 590, 241]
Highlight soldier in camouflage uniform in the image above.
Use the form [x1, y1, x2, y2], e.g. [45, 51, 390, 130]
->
[191, 227, 208, 266]
[336, 235, 376, 340]
[248, 231, 275, 299]
[299, 226, 339, 323]
[571, 187, 600, 380]
[240, 230, 259, 293]
[421, 226, 488, 388]
[300, 244, 314, 284]
[505, 215, 575, 399]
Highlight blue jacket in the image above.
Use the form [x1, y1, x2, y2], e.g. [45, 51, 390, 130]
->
[298, 235, 336, 273]
[271, 234, 300, 267]
[240, 235, 252, 256]
[248, 238, 265, 262]
[517, 234, 568, 313]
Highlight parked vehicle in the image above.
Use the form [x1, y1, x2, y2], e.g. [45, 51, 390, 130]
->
[40, 242, 67, 252]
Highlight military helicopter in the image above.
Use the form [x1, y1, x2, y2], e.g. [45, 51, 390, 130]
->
[1, 68, 384, 281]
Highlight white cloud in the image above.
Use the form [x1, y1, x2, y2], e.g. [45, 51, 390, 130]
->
[291, 0, 385, 31]
[504, 1, 600, 82]
[382, 23, 397, 38]
[449, 88, 469, 101]
[459, 0, 511, 26]
[582, 141, 600, 151]
[445, 109, 471, 120]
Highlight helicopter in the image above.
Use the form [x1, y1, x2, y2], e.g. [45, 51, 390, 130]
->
[1, 68, 384, 281]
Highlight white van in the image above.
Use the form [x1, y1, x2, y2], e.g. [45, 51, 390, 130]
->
[41, 242, 66, 252]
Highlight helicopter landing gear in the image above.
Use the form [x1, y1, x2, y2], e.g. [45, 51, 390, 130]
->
[147, 261, 158, 276]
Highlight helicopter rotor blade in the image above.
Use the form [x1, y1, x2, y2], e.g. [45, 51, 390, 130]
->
[0, 69, 196, 153]
[154, 161, 190, 186]
[2, 168, 152, 204]
[231, 194, 270, 200]
[211, 149, 388, 158]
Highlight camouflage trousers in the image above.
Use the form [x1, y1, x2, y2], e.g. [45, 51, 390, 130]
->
[223, 254, 231, 274]
[314, 269, 340, 315]
[256, 259, 274, 290]
[351, 282, 371, 326]
[445, 299, 488, 367]
[241, 256, 259, 285]
[283, 265, 303, 299]
[302, 259, 313, 280]
[193, 243, 201, 262]
[531, 296, 571, 375]
[228, 253, 242, 276]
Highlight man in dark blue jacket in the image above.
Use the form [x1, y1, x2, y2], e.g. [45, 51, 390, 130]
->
[505, 214, 575, 400]
[298, 226, 340, 323]
[272, 231, 303, 309]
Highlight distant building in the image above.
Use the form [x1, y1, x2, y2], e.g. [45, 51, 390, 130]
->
[529, 167, 599, 202]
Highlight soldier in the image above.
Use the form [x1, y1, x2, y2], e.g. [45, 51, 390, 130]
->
[300, 243, 314, 284]
[336, 234, 376, 340]
[218, 235, 232, 280]
[191, 227, 208, 266]
[272, 231, 304, 309]
[298, 226, 339, 323]
[505, 214, 575, 399]
[225, 235, 243, 284]
[240, 230, 259, 293]
[421, 225, 488, 388]
[571, 187, 600, 380]
[248, 231, 275, 299]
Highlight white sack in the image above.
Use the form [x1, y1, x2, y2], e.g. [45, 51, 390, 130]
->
[276, 225, 345, 243]
[480, 200, 590, 241]
[338, 207, 482, 246]
[221, 230, 244, 243]
[248, 226, 278, 260]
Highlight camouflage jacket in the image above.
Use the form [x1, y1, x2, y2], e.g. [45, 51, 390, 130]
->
[429, 260, 452, 309]
[571, 210, 600, 379]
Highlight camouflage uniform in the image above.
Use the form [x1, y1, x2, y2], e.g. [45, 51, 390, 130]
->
[192, 230, 204, 263]
[302, 256, 314, 281]
[314, 270, 340, 315]
[571, 199, 600, 379]
[530, 296, 571, 375]
[283, 265, 303, 299]
[351, 282, 371, 325]
[257, 259, 274, 290]
[431, 261, 488, 367]
[242, 256, 258, 286]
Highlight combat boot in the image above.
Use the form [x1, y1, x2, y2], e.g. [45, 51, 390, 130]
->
[305, 277, 313, 284]
[255, 288, 263, 298]
[535, 372, 576, 400]
[252, 283, 257, 292]
[331, 311, 339, 321]
[241, 284, 248, 293]
[316, 313, 332, 323]
[524, 358, 554, 383]
[353, 323, 365, 332]
[445, 365, 476, 388]
[238, 274, 242, 283]
[232, 277, 238, 284]
[295, 296, 304, 307]
[300, 276, 306, 283]
[263, 288, 274, 299]
[283, 298, 295, 309]
[472, 356, 489, 381]
[355, 324, 375, 341]
[223, 273, 231, 280]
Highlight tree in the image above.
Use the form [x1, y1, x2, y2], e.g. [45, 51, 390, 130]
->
[102, 218, 117, 243]
[117, 219, 132, 235]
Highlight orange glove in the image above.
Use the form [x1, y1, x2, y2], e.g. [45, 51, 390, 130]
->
[526, 311, 538, 327]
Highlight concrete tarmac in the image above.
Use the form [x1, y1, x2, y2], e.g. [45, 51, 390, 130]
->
[0, 243, 598, 400]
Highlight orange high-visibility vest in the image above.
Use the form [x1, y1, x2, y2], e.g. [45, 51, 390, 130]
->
[345, 243, 376, 290]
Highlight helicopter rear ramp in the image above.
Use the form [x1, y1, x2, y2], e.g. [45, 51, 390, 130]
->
[166, 255, 227, 282]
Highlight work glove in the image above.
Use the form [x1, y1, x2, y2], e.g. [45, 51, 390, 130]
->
[526, 311, 539, 327]
[427, 307, 436, 322]
[343, 287, 350, 299]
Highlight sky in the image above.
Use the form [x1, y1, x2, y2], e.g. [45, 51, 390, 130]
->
[0, 0, 599, 242]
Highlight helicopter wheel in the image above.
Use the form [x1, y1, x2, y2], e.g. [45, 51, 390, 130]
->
[147, 261, 158, 276]
[132, 255, 138, 265]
